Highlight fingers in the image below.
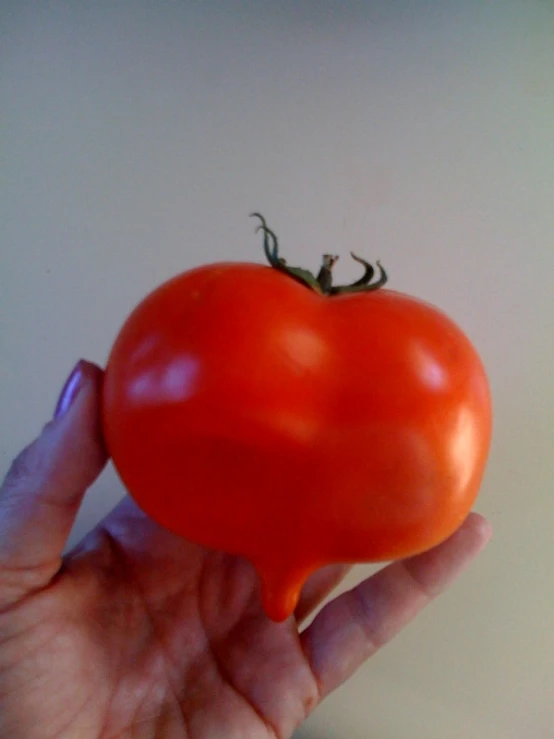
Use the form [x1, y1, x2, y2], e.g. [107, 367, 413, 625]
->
[0, 361, 107, 607]
[300, 514, 492, 697]
[295, 564, 352, 624]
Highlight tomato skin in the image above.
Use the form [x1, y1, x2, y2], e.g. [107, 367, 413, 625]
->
[102, 262, 492, 621]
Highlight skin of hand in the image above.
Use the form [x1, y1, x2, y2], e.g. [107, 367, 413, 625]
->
[0, 360, 492, 739]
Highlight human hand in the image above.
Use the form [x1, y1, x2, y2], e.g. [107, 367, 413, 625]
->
[0, 360, 491, 738]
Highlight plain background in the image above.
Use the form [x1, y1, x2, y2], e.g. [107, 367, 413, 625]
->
[2, 1, 553, 737]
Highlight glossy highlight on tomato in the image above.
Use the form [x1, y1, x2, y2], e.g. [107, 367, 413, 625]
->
[102, 216, 492, 622]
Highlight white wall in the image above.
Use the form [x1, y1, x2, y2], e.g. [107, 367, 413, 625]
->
[2, 2, 553, 736]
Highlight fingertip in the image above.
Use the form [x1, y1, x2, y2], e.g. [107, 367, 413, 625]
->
[460, 512, 493, 550]
[67, 359, 104, 404]
[37, 359, 108, 493]
[52, 359, 103, 419]
[0, 360, 108, 602]
[48, 358, 105, 441]
[473, 511, 492, 537]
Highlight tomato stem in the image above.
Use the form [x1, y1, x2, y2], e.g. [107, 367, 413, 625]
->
[250, 213, 388, 295]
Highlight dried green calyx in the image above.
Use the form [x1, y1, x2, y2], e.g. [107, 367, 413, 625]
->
[250, 213, 388, 296]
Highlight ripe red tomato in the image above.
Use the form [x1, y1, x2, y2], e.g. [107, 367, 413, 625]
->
[102, 216, 492, 622]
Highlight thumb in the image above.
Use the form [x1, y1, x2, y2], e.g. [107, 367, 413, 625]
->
[0, 360, 108, 607]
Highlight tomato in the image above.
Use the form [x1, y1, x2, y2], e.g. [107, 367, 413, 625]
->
[102, 215, 492, 621]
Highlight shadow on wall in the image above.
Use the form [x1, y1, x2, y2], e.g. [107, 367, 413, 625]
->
[293, 723, 394, 739]
[293, 731, 334, 739]
[204, 0, 464, 32]
[294, 730, 391, 739]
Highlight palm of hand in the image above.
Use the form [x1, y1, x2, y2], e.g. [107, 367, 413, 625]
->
[0, 363, 490, 739]
[2, 498, 320, 739]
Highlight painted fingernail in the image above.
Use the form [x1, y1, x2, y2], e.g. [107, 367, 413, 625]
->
[54, 361, 85, 419]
